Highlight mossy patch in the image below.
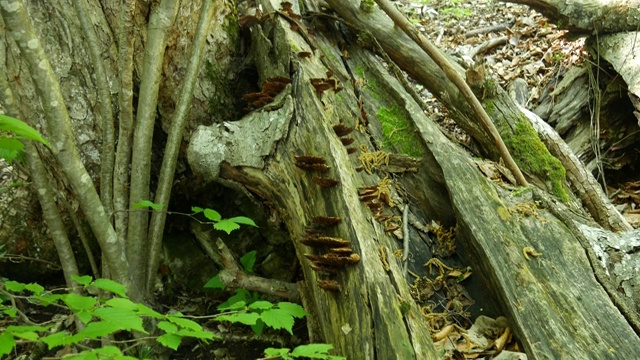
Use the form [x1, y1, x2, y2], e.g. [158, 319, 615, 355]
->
[503, 121, 569, 202]
[377, 106, 424, 157]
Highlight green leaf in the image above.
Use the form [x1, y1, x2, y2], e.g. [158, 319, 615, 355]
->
[132, 200, 163, 211]
[63, 293, 97, 312]
[217, 289, 251, 311]
[260, 309, 295, 334]
[25, 282, 45, 295]
[0, 114, 49, 146]
[41, 331, 76, 348]
[217, 312, 260, 326]
[226, 216, 258, 227]
[1, 307, 17, 317]
[240, 251, 257, 273]
[203, 208, 222, 222]
[33, 293, 64, 306]
[157, 333, 182, 350]
[0, 331, 16, 356]
[264, 347, 291, 359]
[91, 278, 127, 298]
[4, 280, 26, 292]
[72, 275, 93, 286]
[203, 274, 225, 289]
[157, 321, 178, 333]
[214, 219, 240, 234]
[248, 300, 273, 311]
[277, 302, 306, 319]
[93, 307, 146, 333]
[291, 344, 340, 359]
[6, 325, 51, 333]
[251, 318, 265, 336]
[167, 315, 202, 332]
[135, 303, 164, 319]
[74, 321, 123, 341]
[0, 137, 24, 163]
[105, 297, 137, 311]
[175, 328, 215, 340]
[191, 206, 204, 214]
[12, 331, 39, 341]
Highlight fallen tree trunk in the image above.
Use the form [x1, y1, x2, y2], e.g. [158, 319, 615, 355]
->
[501, 0, 640, 35]
[187, 0, 640, 358]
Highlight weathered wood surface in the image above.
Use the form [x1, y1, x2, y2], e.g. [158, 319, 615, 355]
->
[189, 2, 437, 358]
[187, 1, 640, 359]
[501, 0, 640, 35]
[324, 0, 629, 234]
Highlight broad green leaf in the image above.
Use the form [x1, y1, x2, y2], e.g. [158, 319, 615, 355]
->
[217, 312, 260, 326]
[0, 331, 16, 356]
[240, 251, 257, 273]
[277, 302, 306, 319]
[203, 274, 225, 290]
[41, 331, 76, 348]
[12, 331, 39, 341]
[1, 307, 17, 317]
[175, 328, 215, 340]
[105, 297, 137, 311]
[33, 293, 64, 306]
[74, 321, 123, 341]
[251, 319, 265, 336]
[260, 309, 295, 334]
[4, 280, 26, 292]
[135, 303, 164, 319]
[0, 114, 49, 146]
[157, 320, 178, 333]
[214, 219, 240, 234]
[157, 333, 182, 350]
[93, 307, 146, 333]
[0, 137, 24, 163]
[226, 216, 258, 227]
[203, 208, 222, 222]
[72, 275, 93, 286]
[167, 315, 202, 331]
[291, 343, 337, 359]
[264, 348, 291, 358]
[63, 293, 96, 312]
[25, 282, 45, 295]
[248, 300, 273, 311]
[76, 310, 93, 325]
[217, 289, 251, 311]
[91, 278, 127, 298]
[132, 200, 163, 211]
[191, 206, 204, 213]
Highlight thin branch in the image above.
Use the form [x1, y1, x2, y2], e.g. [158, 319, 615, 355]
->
[195, 236, 300, 303]
[402, 204, 409, 277]
[126, 0, 179, 300]
[72, 0, 116, 223]
[0, 1, 128, 285]
[372, 0, 528, 187]
[113, 0, 137, 252]
[146, 0, 216, 296]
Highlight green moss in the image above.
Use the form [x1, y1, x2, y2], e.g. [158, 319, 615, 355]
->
[377, 106, 424, 157]
[355, 66, 366, 78]
[504, 121, 569, 202]
[484, 99, 496, 116]
[360, 0, 375, 12]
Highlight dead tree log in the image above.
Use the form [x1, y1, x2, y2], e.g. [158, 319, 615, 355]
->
[502, 0, 640, 35]
[188, 0, 640, 358]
